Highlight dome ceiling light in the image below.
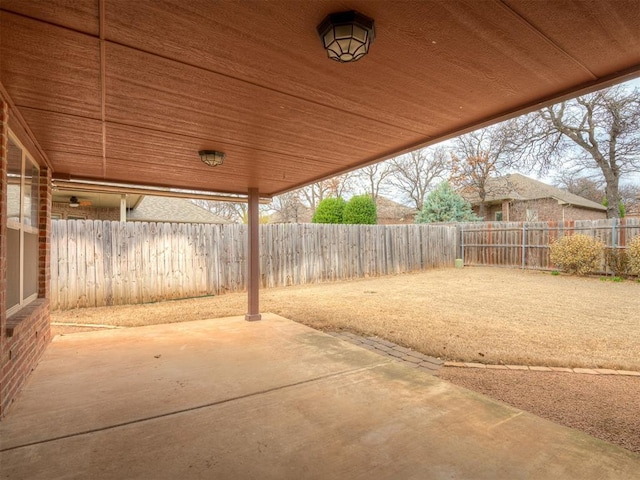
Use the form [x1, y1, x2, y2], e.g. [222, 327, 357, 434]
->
[317, 11, 375, 63]
[199, 150, 225, 167]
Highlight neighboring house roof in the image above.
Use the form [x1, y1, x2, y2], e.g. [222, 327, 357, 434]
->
[375, 196, 418, 221]
[127, 196, 231, 224]
[462, 173, 607, 211]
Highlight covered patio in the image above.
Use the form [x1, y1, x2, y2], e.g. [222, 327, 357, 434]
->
[2, 1, 640, 476]
[2, 315, 639, 478]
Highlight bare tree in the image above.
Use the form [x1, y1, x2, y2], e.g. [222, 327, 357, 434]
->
[525, 85, 640, 218]
[449, 121, 521, 218]
[389, 147, 449, 210]
[192, 199, 247, 223]
[553, 168, 640, 217]
[554, 173, 604, 204]
[300, 173, 353, 211]
[326, 173, 354, 198]
[353, 162, 394, 199]
[269, 190, 308, 223]
[620, 183, 640, 216]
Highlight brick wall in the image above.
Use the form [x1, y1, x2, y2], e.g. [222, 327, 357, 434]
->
[509, 199, 606, 222]
[52, 202, 120, 220]
[0, 95, 52, 417]
[2, 300, 49, 415]
[40, 169, 52, 299]
[0, 98, 8, 414]
[478, 199, 607, 222]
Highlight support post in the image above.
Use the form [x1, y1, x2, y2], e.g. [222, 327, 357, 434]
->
[245, 188, 261, 321]
[522, 223, 526, 269]
[120, 194, 127, 222]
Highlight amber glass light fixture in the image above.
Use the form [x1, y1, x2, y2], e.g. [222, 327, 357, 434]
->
[317, 10, 375, 63]
[199, 150, 225, 167]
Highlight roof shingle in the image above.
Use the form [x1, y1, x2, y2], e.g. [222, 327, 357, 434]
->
[462, 174, 606, 211]
[127, 196, 231, 224]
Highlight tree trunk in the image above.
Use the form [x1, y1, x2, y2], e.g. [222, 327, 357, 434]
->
[604, 174, 621, 219]
[478, 202, 487, 220]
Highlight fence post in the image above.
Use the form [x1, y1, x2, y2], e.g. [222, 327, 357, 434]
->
[460, 225, 465, 265]
[521, 223, 526, 269]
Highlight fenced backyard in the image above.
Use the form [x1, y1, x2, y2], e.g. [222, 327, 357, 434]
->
[50, 221, 458, 310]
[460, 218, 640, 271]
[50, 218, 640, 310]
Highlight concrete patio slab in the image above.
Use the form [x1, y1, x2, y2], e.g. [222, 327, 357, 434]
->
[1, 314, 639, 479]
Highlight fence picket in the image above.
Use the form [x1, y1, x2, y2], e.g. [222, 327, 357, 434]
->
[460, 218, 640, 271]
[51, 221, 462, 309]
[50, 219, 638, 310]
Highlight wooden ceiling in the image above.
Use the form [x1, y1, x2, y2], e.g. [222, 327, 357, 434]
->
[2, 0, 640, 197]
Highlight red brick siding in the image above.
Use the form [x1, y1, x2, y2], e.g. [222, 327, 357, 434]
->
[40, 169, 52, 299]
[509, 199, 606, 222]
[2, 300, 50, 415]
[0, 98, 8, 408]
[0, 95, 52, 417]
[52, 202, 121, 220]
[476, 199, 606, 222]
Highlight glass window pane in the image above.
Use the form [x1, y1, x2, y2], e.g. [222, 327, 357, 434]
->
[25, 160, 39, 228]
[24, 232, 39, 298]
[7, 228, 21, 309]
[7, 138, 22, 223]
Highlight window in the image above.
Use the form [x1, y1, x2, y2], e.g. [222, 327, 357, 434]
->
[495, 211, 503, 221]
[7, 133, 39, 316]
[526, 209, 538, 222]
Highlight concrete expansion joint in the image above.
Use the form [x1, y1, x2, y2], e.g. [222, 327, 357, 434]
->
[444, 362, 640, 377]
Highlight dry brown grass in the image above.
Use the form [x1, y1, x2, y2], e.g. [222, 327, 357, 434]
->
[52, 267, 640, 370]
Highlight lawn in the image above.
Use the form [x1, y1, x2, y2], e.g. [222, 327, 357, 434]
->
[52, 267, 640, 371]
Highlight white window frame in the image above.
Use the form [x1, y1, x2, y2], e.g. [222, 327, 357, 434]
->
[6, 131, 39, 317]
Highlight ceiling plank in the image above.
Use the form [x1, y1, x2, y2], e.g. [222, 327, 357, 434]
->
[2, 1, 639, 197]
[0, 12, 101, 119]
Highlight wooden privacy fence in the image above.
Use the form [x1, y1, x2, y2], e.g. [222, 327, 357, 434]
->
[460, 218, 640, 271]
[50, 221, 459, 310]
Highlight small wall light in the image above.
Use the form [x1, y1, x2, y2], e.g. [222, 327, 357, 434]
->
[317, 10, 375, 63]
[69, 196, 80, 208]
[199, 150, 225, 167]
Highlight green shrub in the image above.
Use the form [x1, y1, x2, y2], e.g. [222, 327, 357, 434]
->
[628, 235, 640, 275]
[312, 197, 346, 224]
[604, 248, 629, 277]
[343, 195, 377, 224]
[549, 234, 604, 276]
